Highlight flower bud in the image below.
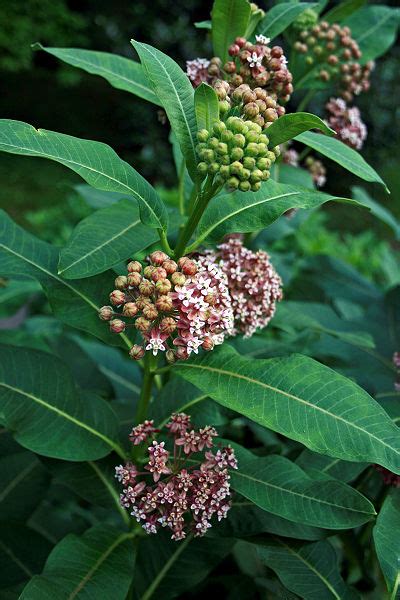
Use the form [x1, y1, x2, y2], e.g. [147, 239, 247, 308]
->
[166, 349, 176, 364]
[151, 267, 168, 282]
[197, 162, 208, 177]
[139, 280, 155, 296]
[228, 43, 240, 56]
[171, 272, 186, 286]
[110, 319, 126, 333]
[114, 276, 127, 290]
[160, 317, 177, 334]
[123, 302, 138, 317]
[143, 304, 159, 320]
[143, 265, 156, 279]
[202, 337, 214, 351]
[135, 317, 151, 332]
[110, 290, 126, 306]
[127, 272, 142, 287]
[129, 345, 145, 360]
[150, 251, 168, 266]
[197, 129, 209, 142]
[227, 176, 240, 190]
[181, 260, 197, 276]
[175, 346, 189, 361]
[98, 305, 113, 321]
[136, 296, 151, 310]
[127, 260, 142, 273]
[239, 180, 251, 192]
[231, 147, 244, 161]
[156, 278, 172, 294]
[224, 61, 237, 74]
[155, 294, 173, 312]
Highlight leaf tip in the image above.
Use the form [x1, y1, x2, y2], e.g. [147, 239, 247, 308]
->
[31, 42, 43, 51]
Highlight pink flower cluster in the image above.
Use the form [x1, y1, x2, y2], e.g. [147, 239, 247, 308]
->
[186, 58, 213, 87]
[115, 414, 238, 540]
[325, 97, 367, 150]
[211, 237, 283, 338]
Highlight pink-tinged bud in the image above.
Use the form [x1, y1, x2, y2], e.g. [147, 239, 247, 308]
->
[160, 317, 177, 334]
[143, 265, 156, 279]
[223, 61, 237, 74]
[151, 267, 167, 282]
[127, 272, 142, 287]
[171, 272, 186, 286]
[110, 319, 126, 333]
[235, 36, 246, 48]
[166, 349, 176, 364]
[110, 290, 126, 306]
[149, 251, 168, 266]
[129, 345, 145, 360]
[162, 259, 178, 275]
[181, 260, 197, 276]
[139, 280, 155, 297]
[202, 337, 214, 351]
[136, 296, 151, 310]
[114, 275, 128, 290]
[155, 295, 173, 312]
[123, 302, 138, 317]
[228, 44, 240, 56]
[98, 305, 113, 321]
[143, 304, 159, 320]
[156, 279, 172, 295]
[271, 46, 283, 58]
[127, 260, 142, 273]
[175, 346, 189, 361]
[135, 317, 151, 333]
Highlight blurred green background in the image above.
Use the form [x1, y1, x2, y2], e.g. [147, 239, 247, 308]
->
[0, 0, 399, 280]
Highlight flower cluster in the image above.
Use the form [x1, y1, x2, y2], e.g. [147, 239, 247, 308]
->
[325, 97, 367, 150]
[230, 83, 285, 127]
[115, 414, 238, 540]
[196, 116, 279, 192]
[186, 58, 213, 88]
[294, 21, 374, 102]
[291, 7, 318, 32]
[305, 155, 327, 188]
[212, 236, 283, 337]
[99, 251, 234, 361]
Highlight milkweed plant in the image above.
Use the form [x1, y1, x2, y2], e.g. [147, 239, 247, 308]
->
[1, 1, 400, 599]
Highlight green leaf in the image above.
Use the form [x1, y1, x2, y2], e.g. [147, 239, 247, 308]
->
[274, 163, 315, 189]
[131, 41, 198, 182]
[0, 211, 132, 349]
[352, 186, 400, 240]
[256, 538, 358, 599]
[74, 184, 127, 209]
[373, 489, 400, 598]
[33, 44, 160, 105]
[58, 199, 158, 279]
[296, 449, 368, 483]
[194, 83, 220, 131]
[229, 448, 375, 529]
[343, 5, 400, 63]
[256, 3, 317, 40]
[295, 131, 389, 192]
[324, 0, 368, 24]
[175, 345, 400, 473]
[192, 180, 361, 246]
[267, 113, 335, 147]
[0, 345, 123, 461]
[19, 526, 136, 600]
[0, 119, 167, 229]
[211, 0, 251, 63]
[0, 451, 48, 520]
[194, 20, 212, 29]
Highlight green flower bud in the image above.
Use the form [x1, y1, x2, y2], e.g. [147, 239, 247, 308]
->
[213, 121, 226, 136]
[226, 176, 240, 190]
[208, 162, 220, 175]
[273, 146, 281, 157]
[230, 118, 246, 134]
[230, 161, 243, 175]
[245, 130, 260, 143]
[216, 142, 228, 155]
[219, 100, 230, 114]
[258, 134, 269, 145]
[196, 142, 206, 153]
[221, 129, 234, 144]
[257, 144, 268, 157]
[262, 169, 270, 180]
[243, 156, 256, 170]
[239, 168, 251, 181]
[208, 137, 219, 149]
[231, 147, 244, 161]
[267, 151, 276, 162]
[220, 154, 231, 165]
[219, 165, 230, 179]
[197, 161, 208, 176]
[202, 148, 215, 163]
[251, 182, 262, 192]
[197, 129, 209, 142]
[257, 157, 271, 170]
[239, 180, 251, 192]
[245, 142, 259, 157]
[250, 169, 264, 183]
[247, 122, 262, 133]
[233, 133, 246, 148]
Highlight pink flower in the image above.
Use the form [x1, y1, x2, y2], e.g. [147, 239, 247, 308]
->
[129, 420, 157, 445]
[144, 327, 169, 356]
[325, 97, 367, 150]
[166, 413, 192, 435]
[186, 58, 212, 87]
[145, 440, 171, 482]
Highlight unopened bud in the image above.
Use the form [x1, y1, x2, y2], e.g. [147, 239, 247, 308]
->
[129, 345, 145, 360]
[135, 317, 151, 332]
[175, 346, 189, 361]
[228, 44, 240, 57]
[139, 280, 155, 296]
[156, 278, 172, 294]
[151, 267, 167, 282]
[127, 260, 142, 273]
[98, 305, 113, 321]
[160, 317, 177, 334]
[202, 337, 214, 351]
[123, 302, 138, 317]
[127, 272, 142, 287]
[110, 290, 126, 306]
[171, 272, 186, 286]
[143, 265, 156, 279]
[181, 260, 197, 276]
[155, 294, 173, 312]
[143, 304, 158, 320]
[114, 276, 127, 290]
[197, 129, 209, 142]
[110, 319, 126, 333]
[136, 296, 151, 310]
[150, 251, 168, 266]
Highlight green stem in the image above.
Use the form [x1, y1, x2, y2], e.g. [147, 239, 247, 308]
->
[178, 160, 186, 216]
[135, 353, 156, 424]
[158, 229, 173, 255]
[298, 146, 312, 162]
[297, 89, 317, 113]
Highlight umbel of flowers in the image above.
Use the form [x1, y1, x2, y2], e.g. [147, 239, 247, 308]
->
[325, 97, 367, 150]
[196, 116, 279, 192]
[98, 239, 282, 360]
[115, 413, 238, 540]
[294, 20, 374, 102]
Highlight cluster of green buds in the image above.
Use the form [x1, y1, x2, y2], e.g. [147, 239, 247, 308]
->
[291, 7, 318, 33]
[196, 116, 278, 192]
[294, 21, 373, 101]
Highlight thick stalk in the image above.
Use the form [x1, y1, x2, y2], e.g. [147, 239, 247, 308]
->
[158, 229, 173, 255]
[135, 352, 156, 424]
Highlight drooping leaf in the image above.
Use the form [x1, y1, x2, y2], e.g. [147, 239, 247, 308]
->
[19, 526, 136, 600]
[0, 210, 132, 349]
[352, 186, 400, 240]
[0, 451, 48, 520]
[58, 199, 158, 279]
[343, 5, 400, 63]
[373, 489, 400, 598]
[194, 83, 220, 131]
[211, 0, 251, 63]
[131, 41, 198, 182]
[229, 446, 375, 529]
[256, 3, 317, 40]
[296, 449, 368, 483]
[74, 184, 127, 209]
[324, 0, 368, 24]
[0, 345, 123, 461]
[267, 113, 334, 147]
[256, 538, 359, 599]
[33, 44, 160, 105]
[295, 131, 388, 192]
[192, 180, 362, 247]
[0, 119, 167, 229]
[175, 345, 400, 473]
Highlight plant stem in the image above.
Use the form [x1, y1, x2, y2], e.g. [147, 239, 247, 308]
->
[178, 160, 186, 216]
[158, 229, 173, 255]
[135, 352, 156, 424]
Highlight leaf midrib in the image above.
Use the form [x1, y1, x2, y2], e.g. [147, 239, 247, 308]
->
[0, 458, 38, 503]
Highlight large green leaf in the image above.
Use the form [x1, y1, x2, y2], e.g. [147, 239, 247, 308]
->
[296, 449, 368, 483]
[175, 345, 400, 472]
[343, 5, 400, 63]
[0, 451, 48, 520]
[58, 199, 158, 279]
[373, 489, 400, 598]
[19, 526, 136, 600]
[295, 131, 388, 191]
[194, 83, 220, 131]
[0, 210, 132, 349]
[0, 345, 124, 461]
[0, 119, 167, 229]
[324, 0, 368, 24]
[267, 113, 334, 147]
[191, 180, 362, 247]
[229, 447, 374, 529]
[256, 538, 358, 599]
[211, 0, 251, 63]
[33, 44, 160, 105]
[352, 186, 400, 240]
[131, 41, 198, 182]
[256, 2, 317, 40]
